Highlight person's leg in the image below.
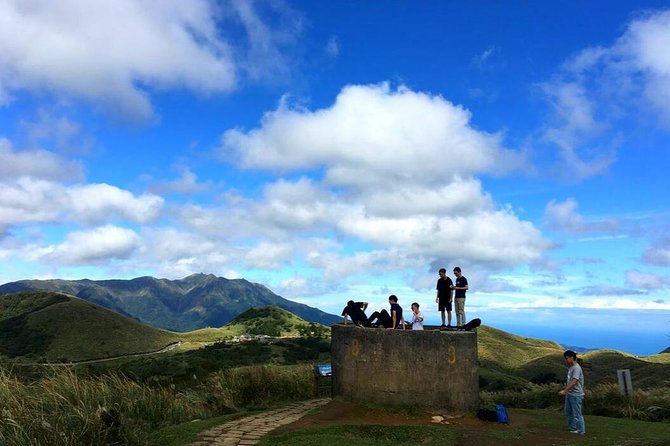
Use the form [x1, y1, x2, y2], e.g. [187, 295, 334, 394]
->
[564, 396, 576, 432]
[440, 309, 445, 326]
[447, 300, 453, 326]
[566, 395, 583, 432]
[378, 309, 392, 328]
[574, 395, 585, 433]
[367, 311, 380, 326]
[455, 298, 465, 326]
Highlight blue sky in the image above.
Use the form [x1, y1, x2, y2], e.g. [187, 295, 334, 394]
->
[1, 1, 669, 354]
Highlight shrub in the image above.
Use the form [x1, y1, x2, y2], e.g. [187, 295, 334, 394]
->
[207, 364, 315, 410]
[0, 368, 209, 445]
[481, 382, 670, 422]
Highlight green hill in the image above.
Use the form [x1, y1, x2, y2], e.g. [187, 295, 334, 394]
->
[182, 306, 328, 344]
[0, 291, 180, 362]
[476, 325, 670, 391]
[0, 274, 340, 331]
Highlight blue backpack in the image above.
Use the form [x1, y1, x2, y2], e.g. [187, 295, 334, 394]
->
[495, 403, 510, 424]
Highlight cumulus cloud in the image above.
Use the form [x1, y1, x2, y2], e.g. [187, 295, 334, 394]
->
[0, 0, 300, 121]
[68, 184, 163, 224]
[543, 198, 621, 234]
[214, 83, 549, 272]
[540, 9, 670, 178]
[221, 83, 524, 186]
[29, 225, 140, 264]
[0, 138, 83, 181]
[0, 178, 163, 231]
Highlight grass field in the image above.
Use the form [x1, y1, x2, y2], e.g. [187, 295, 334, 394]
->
[256, 404, 670, 446]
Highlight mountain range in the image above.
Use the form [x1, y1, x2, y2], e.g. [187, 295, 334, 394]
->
[0, 274, 339, 331]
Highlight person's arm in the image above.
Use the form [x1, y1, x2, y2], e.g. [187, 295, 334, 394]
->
[559, 378, 579, 395]
[361, 302, 368, 311]
[449, 287, 453, 303]
[435, 288, 439, 303]
[389, 310, 397, 330]
[417, 311, 424, 322]
[343, 313, 349, 325]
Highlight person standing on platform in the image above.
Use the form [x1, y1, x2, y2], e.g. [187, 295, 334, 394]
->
[451, 267, 468, 327]
[435, 268, 454, 328]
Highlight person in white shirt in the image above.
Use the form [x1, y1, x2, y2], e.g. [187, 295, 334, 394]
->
[410, 302, 424, 330]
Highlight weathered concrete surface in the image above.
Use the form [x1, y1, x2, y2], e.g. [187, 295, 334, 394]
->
[331, 325, 479, 413]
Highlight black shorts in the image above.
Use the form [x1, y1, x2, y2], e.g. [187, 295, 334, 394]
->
[438, 298, 452, 312]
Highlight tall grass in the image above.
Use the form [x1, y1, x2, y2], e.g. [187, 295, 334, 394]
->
[207, 364, 316, 411]
[0, 364, 317, 445]
[481, 382, 670, 422]
[0, 368, 208, 445]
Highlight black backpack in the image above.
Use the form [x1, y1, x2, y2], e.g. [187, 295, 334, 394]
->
[462, 318, 481, 331]
[477, 408, 498, 422]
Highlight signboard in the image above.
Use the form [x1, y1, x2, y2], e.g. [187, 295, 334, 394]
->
[617, 369, 633, 397]
[313, 363, 332, 377]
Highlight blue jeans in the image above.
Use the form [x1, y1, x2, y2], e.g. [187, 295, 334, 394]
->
[564, 394, 585, 433]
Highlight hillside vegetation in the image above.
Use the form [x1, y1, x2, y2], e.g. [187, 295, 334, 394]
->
[0, 292, 179, 362]
[0, 274, 340, 331]
[183, 306, 328, 343]
[476, 325, 670, 391]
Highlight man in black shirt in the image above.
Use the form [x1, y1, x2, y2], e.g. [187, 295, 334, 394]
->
[436, 267, 454, 328]
[452, 266, 469, 327]
[368, 295, 405, 329]
[342, 300, 370, 327]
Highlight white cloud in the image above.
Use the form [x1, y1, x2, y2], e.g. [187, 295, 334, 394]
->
[243, 241, 292, 269]
[213, 84, 549, 272]
[0, 138, 83, 181]
[29, 225, 140, 264]
[543, 198, 620, 234]
[0, 0, 300, 121]
[221, 83, 524, 187]
[617, 9, 670, 125]
[0, 177, 163, 231]
[148, 167, 214, 195]
[68, 184, 163, 224]
[540, 9, 670, 178]
[643, 238, 670, 266]
[19, 111, 94, 155]
[626, 270, 668, 291]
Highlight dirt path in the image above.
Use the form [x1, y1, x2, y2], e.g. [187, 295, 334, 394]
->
[189, 398, 330, 446]
[37, 342, 183, 366]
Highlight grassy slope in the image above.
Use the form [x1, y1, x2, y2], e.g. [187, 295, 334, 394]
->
[477, 326, 670, 390]
[181, 306, 324, 344]
[0, 292, 180, 362]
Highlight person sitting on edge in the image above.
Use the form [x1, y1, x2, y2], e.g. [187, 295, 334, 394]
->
[341, 300, 370, 327]
[368, 295, 405, 330]
[410, 302, 424, 330]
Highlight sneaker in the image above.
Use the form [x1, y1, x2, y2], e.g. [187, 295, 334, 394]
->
[447, 324, 453, 328]
[440, 324, 447, 328]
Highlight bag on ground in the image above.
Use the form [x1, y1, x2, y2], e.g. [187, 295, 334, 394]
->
[495, 403, 510, 424]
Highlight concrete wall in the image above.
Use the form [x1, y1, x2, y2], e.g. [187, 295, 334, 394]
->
[331, 324, 479, 413]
